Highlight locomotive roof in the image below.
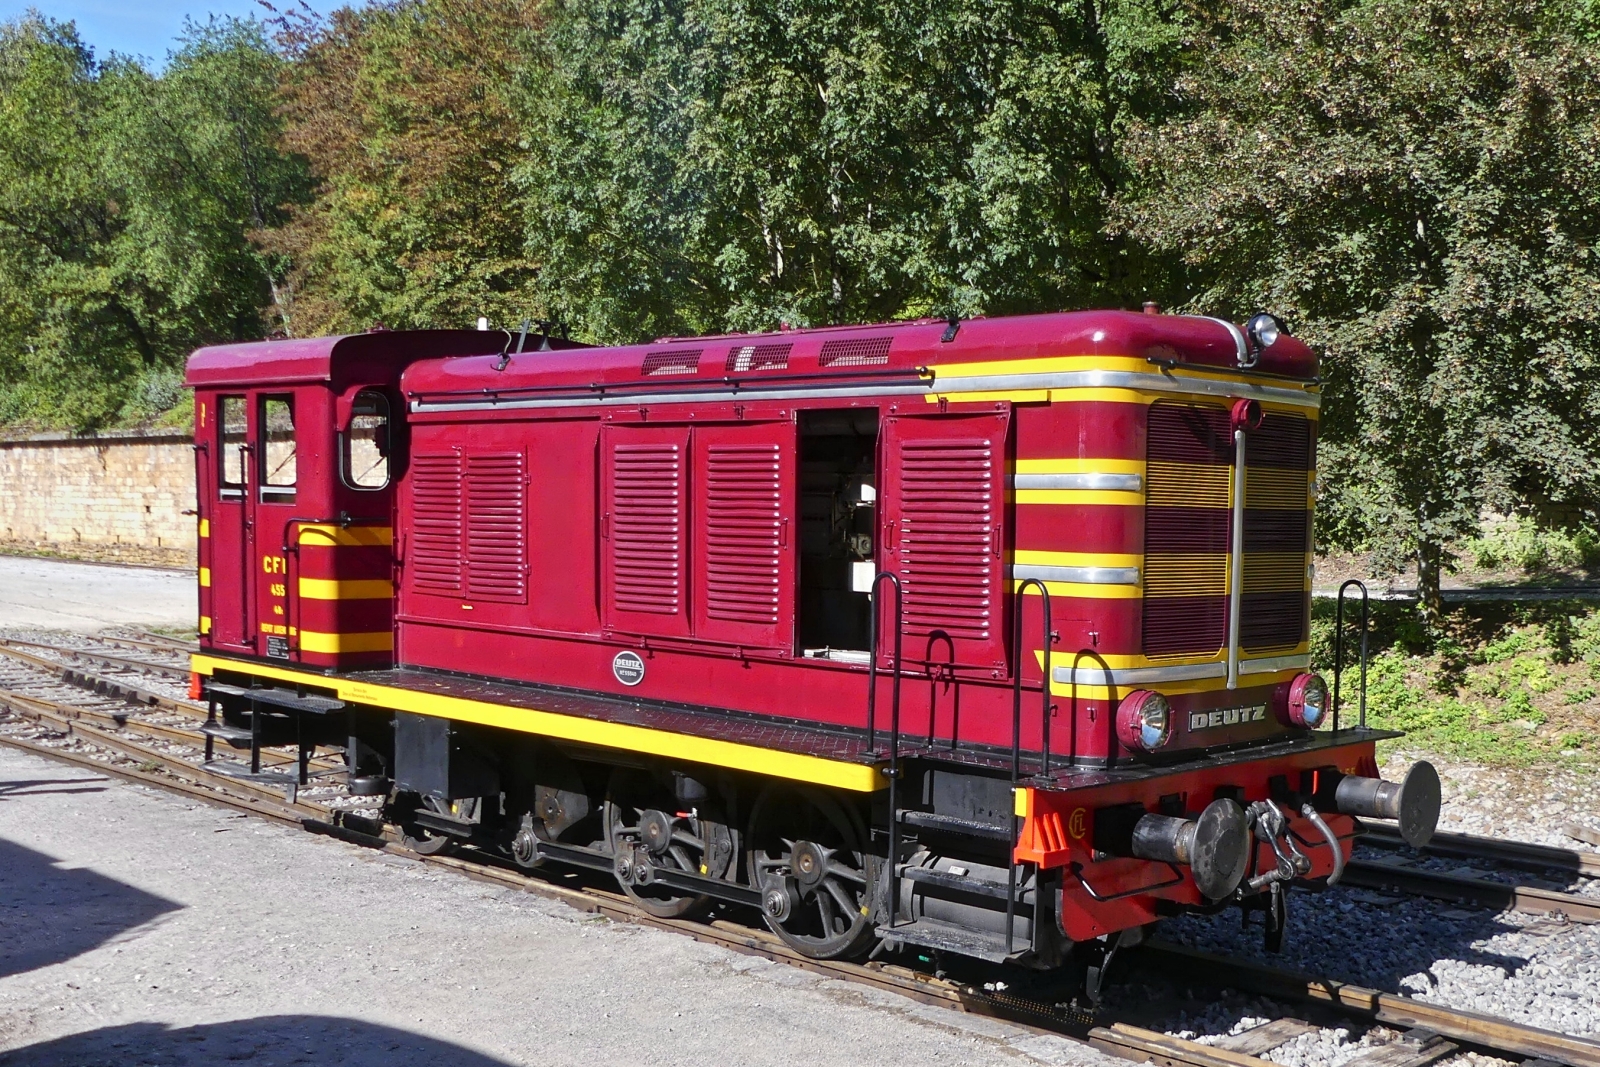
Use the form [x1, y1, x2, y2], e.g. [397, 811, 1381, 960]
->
[184, 329, 511, 388]
[399, 309, 1316, 403]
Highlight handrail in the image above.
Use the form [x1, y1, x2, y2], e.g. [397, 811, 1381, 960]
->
[1007, 577, 1053, 955]
[865, 571, 905, 930]
[1333, 579, 1370, 730]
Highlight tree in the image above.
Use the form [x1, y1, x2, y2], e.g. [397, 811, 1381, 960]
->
[0, 15, 306, 428]
[264, 0, 541, 336]
[515, 0, 1187, 343]
[1116, 0, 1600, 623]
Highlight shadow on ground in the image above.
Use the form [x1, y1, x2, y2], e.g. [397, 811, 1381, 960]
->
[0, 1017, 516, 1066]
[0, 835, 181, 980]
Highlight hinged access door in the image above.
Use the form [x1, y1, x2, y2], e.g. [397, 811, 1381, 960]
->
[601, 425, 693, 638]
[880, 408, 1011, 672]
[691, 420, 797, 650]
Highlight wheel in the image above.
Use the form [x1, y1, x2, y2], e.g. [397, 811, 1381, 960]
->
[746, 784, 878, 959]
[603, 769, 735, 919]
[394, 793, 457, 856]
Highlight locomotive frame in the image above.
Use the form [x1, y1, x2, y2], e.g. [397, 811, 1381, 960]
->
[185, 309, 1439, 989]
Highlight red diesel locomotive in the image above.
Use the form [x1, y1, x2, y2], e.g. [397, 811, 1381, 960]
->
[185, 308, 1439, 990]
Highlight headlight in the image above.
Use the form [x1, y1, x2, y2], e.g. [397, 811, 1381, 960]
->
[1288, 673, 1328, 729]
[1246, 312, 1283, 349]
[1116, 690, 1172, 752]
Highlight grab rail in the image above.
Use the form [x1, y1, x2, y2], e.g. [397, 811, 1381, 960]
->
[1333, 579, 1370, 730]
[1007, 578, 1053, 955]
[865, 571, 905, 929]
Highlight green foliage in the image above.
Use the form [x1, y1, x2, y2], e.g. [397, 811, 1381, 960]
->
[1117, 0, 1600, 620]
[1312, 600, 1600, 766]
[1464, 516, 1600, 574]
[0, 15, 308, 429]
[516, 0, 1188, 343]
[264, 0, 538, 336]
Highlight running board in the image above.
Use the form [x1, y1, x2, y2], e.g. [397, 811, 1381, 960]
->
[876, 917, 1015, 963]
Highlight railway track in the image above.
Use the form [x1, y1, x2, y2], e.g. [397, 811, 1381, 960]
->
[0, 647, 1595, 1067]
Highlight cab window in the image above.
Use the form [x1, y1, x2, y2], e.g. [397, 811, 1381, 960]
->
[260, 396, 297, 502]
[219, 396, 246, 496]
[342, 391, 391, 490]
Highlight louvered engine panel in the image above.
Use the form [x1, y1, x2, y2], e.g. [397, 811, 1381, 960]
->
[1241, 412, 1312, 652]
[692, 422, 796, 649]
[465, 452, 527, 604]
[602, 426, 692, 638]
[410, 451, 463, 596]
[1141, 402, 1313, 657]
[882, 410, 1010, 671]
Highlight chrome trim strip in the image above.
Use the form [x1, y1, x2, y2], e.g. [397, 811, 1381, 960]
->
[1011, 473, 1143, 492]
[1054, 662, 1224, 686]
[1010, 564, 1141, 586]
[1199, 317, 1249, 366]
[410, 368, 1321, 413]
[1227, 427, 1245, 690]
[1051, 654, 1309, 687]
[1239, 652, 1311, 675]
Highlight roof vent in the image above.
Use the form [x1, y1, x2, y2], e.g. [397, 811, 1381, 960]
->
[725, 343, 792, 373]
[641, 348, 702, 376]
[818, 337, 892, 368]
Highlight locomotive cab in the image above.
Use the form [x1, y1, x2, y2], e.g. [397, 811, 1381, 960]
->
[186, 331, 508, 671]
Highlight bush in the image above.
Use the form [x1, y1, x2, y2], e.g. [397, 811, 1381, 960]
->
[1465, 516, 1600, 574]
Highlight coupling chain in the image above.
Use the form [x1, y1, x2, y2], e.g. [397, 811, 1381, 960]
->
[1242, 799, 1311, 891]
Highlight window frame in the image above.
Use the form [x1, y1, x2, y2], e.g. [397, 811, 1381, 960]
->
[258, 394, 298, 504]
[218, 394, 247, 498]
[340, 389, 393, 492]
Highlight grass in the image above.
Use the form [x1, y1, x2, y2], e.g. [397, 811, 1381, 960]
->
[1312, 598, 1600, 768]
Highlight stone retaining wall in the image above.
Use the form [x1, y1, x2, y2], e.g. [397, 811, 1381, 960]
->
[0, 430, 196, 567]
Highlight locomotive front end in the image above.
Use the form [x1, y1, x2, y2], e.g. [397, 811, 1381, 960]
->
[1000, 311, 1440, 966]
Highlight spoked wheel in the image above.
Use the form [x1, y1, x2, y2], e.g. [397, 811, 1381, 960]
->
[394, 793, 457, 856]
[603, 769, 735, 919]
[746, 784, 878, 959]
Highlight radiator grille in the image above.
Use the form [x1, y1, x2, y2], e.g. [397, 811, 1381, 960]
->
[465, 452, 526, 603]
[898, 442, 996, 643]
[1143, 402, 1312, 657]
[411, 452, 463, 595]
[703, 442, 784, 624]
[641, 348, 702, 376]
[609, 442, 686, 615]
[819, 336, 891, 367]
[725, 343, 791, 373]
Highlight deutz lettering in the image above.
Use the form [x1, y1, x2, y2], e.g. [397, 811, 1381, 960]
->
[1188, 705, 1268, 731]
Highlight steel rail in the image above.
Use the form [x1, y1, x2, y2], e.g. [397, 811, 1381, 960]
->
[0, 638, 190, 680]
[1145, 941, 1600, 1067]
[1342, 858, 1600, 924]
[129, 630, 201, 653]
[1360, 822, 1600, 879]
[0, 731, 310, 826]
[79, 633, 199, 659]
[0, 684, 344, 777]
[0, 689, 329, 815]
[0, 643, 205, 716]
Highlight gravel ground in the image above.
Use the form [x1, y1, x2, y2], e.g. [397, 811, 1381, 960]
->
[1382, 749, 1600, 848]
[0, 745, 1117, 1067]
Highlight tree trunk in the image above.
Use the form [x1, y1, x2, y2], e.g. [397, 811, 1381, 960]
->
[1416, 539, 1445, 630]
